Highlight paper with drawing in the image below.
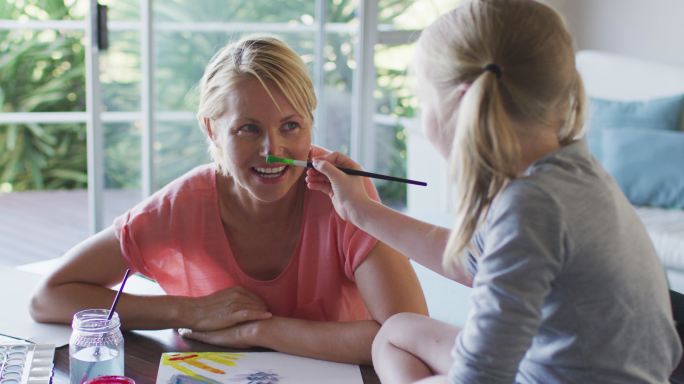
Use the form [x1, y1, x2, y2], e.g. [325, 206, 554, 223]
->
[155, 352, 363, 384]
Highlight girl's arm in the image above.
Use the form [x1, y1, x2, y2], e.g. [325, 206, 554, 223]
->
[30, 227, 272, 330]
[351, 200, 472, 285]
[306, 152, 472, 285]
[181, 241, 429, 364]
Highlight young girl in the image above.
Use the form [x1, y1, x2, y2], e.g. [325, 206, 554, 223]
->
[307, 0, 682, 382]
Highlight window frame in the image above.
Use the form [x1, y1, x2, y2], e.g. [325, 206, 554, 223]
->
[0, 0, 423, 233]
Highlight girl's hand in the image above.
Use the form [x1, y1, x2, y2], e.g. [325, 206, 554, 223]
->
[305, 151, 374, 223]
[184, 286, 272, 331]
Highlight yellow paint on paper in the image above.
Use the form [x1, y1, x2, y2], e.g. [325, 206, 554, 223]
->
[161, 352, 243, 379]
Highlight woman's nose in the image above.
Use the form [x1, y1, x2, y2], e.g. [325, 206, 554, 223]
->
[259, 130, 283, 157]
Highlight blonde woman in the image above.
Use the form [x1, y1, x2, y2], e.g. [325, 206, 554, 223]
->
[30, 35, 427, 364]
[307, 0, 681, 382]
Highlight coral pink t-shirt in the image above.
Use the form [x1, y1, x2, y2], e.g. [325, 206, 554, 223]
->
[113, 164, 379, 321]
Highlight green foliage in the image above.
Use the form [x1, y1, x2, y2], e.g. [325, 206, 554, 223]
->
[373, 64, 417, 207]
[373, 120, 408, 208]
[0, 123, 87, 189]
[0, 0, 87, 191]
[2, 0, 418, 208]
[103, 122, 140, 189]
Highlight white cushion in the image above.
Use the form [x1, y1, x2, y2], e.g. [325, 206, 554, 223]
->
[577, 50, 684, 100]
[635, 207, 684, 272]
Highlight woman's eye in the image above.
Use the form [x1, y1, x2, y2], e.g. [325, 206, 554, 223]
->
[237, 124, 259, 134]
[283, 122, 300, 131]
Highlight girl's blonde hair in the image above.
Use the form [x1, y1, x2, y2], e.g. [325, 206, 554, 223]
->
[196, 35, 317, 174]
[413, 0, 586, 269]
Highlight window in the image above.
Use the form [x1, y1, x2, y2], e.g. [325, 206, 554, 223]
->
[0, 0, 457, 246]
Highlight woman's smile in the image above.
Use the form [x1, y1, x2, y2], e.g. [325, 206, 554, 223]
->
[251, 164, 289, 181]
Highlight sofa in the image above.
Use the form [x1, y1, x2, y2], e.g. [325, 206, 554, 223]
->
[576, 50, 684, 293]
[406, 50, 684, 326]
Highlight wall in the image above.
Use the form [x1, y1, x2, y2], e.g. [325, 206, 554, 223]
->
[548, 0, 684, 66]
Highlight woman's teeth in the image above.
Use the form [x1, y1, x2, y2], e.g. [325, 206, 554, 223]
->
[253, 165, 287, 178]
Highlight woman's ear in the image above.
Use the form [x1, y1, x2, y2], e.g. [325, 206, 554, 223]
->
[204, 117, 215, 141]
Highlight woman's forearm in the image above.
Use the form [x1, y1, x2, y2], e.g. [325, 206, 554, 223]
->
[253, 317, 380, 365]
[30, 281, 189, 330]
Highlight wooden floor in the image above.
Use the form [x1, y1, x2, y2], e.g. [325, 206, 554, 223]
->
[0, 189, 141, 267]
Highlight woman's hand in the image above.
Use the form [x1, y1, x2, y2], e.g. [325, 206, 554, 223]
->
[184, 286, 272, 331]
[178, 320, 261, 349]
[305, 151, 375, 223]
[181, 317, 382, 364]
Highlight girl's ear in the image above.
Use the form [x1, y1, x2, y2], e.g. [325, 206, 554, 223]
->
[455, 83, 471, 101]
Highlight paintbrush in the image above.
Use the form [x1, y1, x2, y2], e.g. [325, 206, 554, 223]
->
[265, 154, 427, 186]
[81, 269, 131, 383]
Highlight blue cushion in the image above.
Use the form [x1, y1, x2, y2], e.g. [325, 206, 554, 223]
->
[586, 94, 684, 161]
[602, 129, 684, 209]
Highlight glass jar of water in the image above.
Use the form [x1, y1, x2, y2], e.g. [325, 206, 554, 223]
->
[70, 309, 125, 384]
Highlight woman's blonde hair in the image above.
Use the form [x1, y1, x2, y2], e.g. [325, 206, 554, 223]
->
[196, 35, 317, 174]
[413, 0, 586, 269]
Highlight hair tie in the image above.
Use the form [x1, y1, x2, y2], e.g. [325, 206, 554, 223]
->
[483, 63, 502, 79]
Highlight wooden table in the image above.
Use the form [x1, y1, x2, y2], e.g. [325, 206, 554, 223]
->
[52, 329, 380, 384]
[44, 326, 684, 384]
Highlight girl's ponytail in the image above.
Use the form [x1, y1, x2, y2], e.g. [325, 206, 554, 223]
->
[414, 0, 584, 269]
[443, 69, 520, 269]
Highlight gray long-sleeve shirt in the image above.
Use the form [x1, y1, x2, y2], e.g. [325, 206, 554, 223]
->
[449, 140, 682, 383]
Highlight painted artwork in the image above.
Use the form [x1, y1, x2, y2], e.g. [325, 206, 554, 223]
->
[155, 352, 363, 384]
